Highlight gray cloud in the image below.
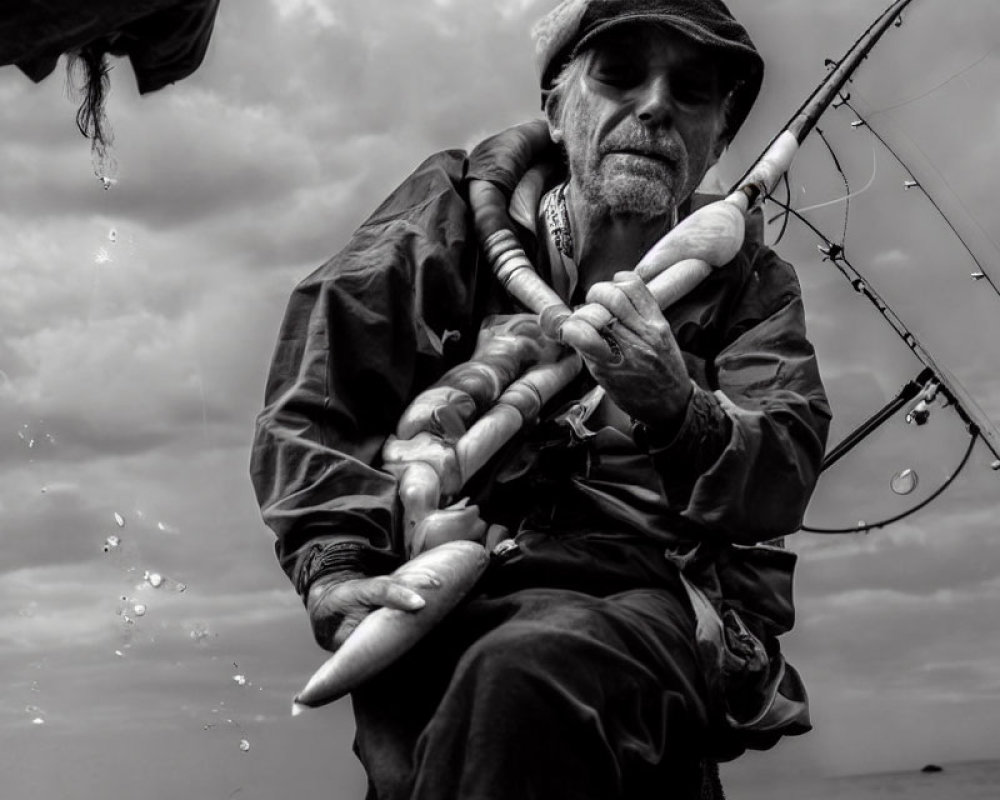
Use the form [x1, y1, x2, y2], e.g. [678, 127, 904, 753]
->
[2, 0, 999, 788]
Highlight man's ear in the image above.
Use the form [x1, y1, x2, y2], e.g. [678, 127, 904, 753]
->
[543, 91, 564, 143]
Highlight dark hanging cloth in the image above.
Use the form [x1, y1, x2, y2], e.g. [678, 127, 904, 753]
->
[1, 0, 221, 93]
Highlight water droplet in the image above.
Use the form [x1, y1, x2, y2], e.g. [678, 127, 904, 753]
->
[114, 650, 125, 658]
[25, 705, 42, 715]
[232, 675, 247, 687]
[114, 513, 126, 528]
[190, 625, 211, 643]
[856, 520, 867, 529]
[144, 571, 163, 589]
[890, 468, 919, 495]
[108, 229, 118, 243]
[239, 739, 250, 752]
[40, 486, 47, 494]
[133, 603, 147, 617]
[32, 718, 45, 726]
[103, 535, 121, 553]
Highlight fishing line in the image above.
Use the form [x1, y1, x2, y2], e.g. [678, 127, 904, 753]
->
[842, 99, 1000, 300]
[770, 171, 793, 247]
[766, 191, 954, 378]
[801, 428, 978, 533]
[779, 148, 878, 218]
[815, 127, 851, 247]
[733, 0, 911, 190]
[866, 46, 998, 117]
[762, 142, 997, 530]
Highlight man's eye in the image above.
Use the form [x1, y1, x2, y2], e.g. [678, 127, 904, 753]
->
[672, 74, 716, 104]
[591, 62, 642, 88]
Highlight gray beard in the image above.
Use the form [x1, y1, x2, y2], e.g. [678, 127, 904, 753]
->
[571, 152, 686, 223]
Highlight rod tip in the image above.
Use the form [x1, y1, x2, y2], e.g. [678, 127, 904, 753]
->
[291, 698, 309, 717]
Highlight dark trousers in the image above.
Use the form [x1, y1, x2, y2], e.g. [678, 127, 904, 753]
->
[351, 541, 712, 800]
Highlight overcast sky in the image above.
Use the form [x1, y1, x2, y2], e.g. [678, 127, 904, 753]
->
[2, 1, 1000, 798]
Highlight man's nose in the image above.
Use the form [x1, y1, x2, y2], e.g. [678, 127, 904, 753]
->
[634, 74, 674, 127]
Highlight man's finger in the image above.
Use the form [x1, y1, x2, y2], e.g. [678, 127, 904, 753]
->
[612, 272, 664, 319]
[585, 281, 648, 332]
[559, 317, 614, 362]
[362, 577, 426, 612]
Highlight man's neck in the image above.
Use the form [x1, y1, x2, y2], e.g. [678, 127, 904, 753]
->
[564, 180, 677, 293]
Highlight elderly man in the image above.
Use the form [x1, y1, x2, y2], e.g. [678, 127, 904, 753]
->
[251, 1, 830, 798]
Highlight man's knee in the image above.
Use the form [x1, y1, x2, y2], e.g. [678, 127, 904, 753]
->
[461, 596, 626, 674]
[459, 618, 587, 684]
[446, 603, 653, 723]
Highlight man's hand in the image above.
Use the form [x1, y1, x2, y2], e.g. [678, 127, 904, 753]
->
[561, 272, 692, 429]
[306, 575, 427, 652]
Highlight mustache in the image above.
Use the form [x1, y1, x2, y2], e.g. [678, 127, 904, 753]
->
[599, 133, 683, 164]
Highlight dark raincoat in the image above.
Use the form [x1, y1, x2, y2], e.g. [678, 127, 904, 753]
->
[250, 122, 831, 761]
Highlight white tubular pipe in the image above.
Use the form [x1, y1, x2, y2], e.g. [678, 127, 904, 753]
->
[456, 354, 582, 482]
[646, 258, 714, 310]
[736, 130, 800, 202]
[292, 541, 490, 713]
[546, 131, 799, 342]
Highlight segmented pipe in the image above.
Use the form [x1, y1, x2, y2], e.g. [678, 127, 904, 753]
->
[410, 0, 918, 507]
[455, 353, 583, 482]
[294, 0, 921, 715]
[470, 179, 572, 320]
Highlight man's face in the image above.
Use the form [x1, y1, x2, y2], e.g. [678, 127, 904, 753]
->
[554, 24, 729, 222]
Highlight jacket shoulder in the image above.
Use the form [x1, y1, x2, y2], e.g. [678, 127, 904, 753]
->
[361, 149, 470, 228]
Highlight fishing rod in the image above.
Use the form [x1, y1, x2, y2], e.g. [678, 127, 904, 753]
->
[441, 0, 924, 502]
[844, 98, 1000, 301]
[762, 116, 1000, 532]
[732, 0, 918, 194]
[766, 184, 1000, 470]
[296, 0, 932, 713]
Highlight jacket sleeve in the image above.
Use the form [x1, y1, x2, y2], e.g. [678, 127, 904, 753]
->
[642, 245, 832, 543]
[249, 150, 483, 598]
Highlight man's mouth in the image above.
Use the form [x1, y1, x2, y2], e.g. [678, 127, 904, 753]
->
[608, 149, 676, 167]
